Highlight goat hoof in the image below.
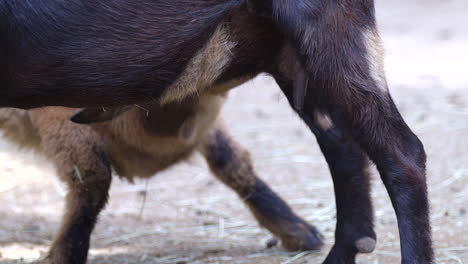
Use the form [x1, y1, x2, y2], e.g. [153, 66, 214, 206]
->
[281, 222, 324, 251]
[355, 237, 376, 253]
[322, 236, 375, 264]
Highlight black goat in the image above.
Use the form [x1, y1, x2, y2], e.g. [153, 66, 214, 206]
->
[0, 1, 433, 263]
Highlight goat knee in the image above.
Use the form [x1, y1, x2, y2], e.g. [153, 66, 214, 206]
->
[199, 126, 256, 196]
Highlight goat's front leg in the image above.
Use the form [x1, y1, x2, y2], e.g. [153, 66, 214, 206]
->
[198, 122, 323, 251]
[45, 164, 111, 264]
[271, 4, 433, 260]
[30, 111, 112, 264]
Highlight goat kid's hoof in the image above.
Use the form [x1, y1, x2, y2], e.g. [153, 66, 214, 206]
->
[280, 222, 324, 252]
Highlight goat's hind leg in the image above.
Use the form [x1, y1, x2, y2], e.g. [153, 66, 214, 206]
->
[273, 75, 376, 263]
[198, 122, 323, 251]
[311, 114, 376, 263]
[30, 110, 112, 264]
[271, 3, 433, 261]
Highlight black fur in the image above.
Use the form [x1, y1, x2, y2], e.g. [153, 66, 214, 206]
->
[0, 0, 241, 108]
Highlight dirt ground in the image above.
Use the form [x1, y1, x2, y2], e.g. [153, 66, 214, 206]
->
[0, 0, 467, 263]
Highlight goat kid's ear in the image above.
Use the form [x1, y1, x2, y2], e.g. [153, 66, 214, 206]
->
[70, 106, 132, 124]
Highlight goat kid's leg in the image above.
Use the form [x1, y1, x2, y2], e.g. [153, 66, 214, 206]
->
[272, 6, 433, 261]
[46, 162, 111, 264]
[198, 123, 323, 251]
[30, 110, 112, 264]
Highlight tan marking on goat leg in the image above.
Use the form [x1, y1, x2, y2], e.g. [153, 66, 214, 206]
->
[160, 25, 237, 104]
[363, 29, 388, 92]
[314, 112, 334, 131]
[204, 76, 254, 95]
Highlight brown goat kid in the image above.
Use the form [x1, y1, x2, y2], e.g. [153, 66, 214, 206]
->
[0, 95, 323, 264]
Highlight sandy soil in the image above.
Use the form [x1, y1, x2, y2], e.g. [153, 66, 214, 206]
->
[0, 0, 467, 263]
